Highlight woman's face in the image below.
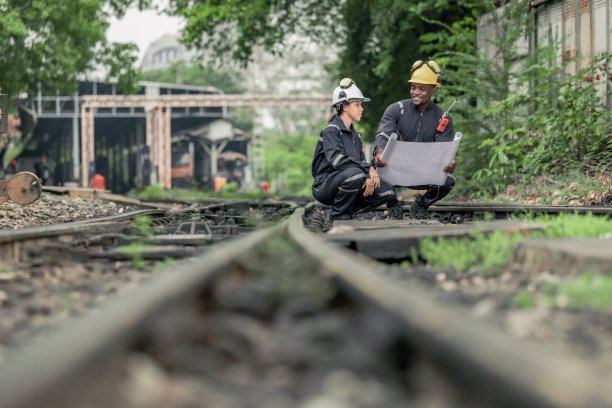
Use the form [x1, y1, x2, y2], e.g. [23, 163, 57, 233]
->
[344, 100, 363, 122]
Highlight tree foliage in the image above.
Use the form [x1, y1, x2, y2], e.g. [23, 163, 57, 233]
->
[437, 1, 612, 196]
[169, 0, 340, 65]
[0, 0, 148, 102]
[263, 126, 321, 196]
[140, 61, 247, 93]
[169, 0, 611, 198]
[168, 0, 485, 136]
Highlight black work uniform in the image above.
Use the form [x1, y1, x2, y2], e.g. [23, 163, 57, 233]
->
[374, 99, 456, 208]
[312, 115, 398, 220]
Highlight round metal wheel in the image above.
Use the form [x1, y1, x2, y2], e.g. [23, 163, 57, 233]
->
[7, 172, 42, 205]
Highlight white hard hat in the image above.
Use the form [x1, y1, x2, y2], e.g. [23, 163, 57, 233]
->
[332, 78, 371, 107]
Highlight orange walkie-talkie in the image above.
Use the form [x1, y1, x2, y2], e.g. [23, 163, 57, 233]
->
[436, 99, 457, 133]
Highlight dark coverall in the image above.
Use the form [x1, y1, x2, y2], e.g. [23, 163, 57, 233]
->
[312, 115, 399, 220]
[374, 99, 455, 208]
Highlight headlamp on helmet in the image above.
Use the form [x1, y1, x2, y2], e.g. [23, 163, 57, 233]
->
[332, 78, 371, 107]
[408, 60, 441, 88]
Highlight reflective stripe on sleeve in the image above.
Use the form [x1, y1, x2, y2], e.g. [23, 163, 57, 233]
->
[332, 154, 344, 168]
[397, 101, 404, 115]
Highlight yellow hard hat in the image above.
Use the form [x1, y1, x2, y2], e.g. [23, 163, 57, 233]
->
[408, 60, 441, 87]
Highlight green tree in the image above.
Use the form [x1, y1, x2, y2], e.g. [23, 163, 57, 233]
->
[0, 0, 148, 102]
[438, 1, 612, 196]
[167, 0, 485, 137]
[168, 0, 611, 199]
[140, 62, 247, 93]
[263, 127, 320, 196]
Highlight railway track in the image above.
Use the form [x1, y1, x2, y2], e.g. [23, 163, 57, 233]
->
[0, 201, 610, 407]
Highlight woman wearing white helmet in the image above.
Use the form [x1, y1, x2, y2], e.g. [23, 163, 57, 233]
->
[311, 78, 402, 227]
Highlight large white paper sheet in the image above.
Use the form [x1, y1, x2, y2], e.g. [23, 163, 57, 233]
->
[377, 132, 462, 186]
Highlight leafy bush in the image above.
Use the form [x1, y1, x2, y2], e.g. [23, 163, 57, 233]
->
[436, 0, 612, 198]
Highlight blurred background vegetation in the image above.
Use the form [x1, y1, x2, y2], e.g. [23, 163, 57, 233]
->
[1, 0, 610, 200]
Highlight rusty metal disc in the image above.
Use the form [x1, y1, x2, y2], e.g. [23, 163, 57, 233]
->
[7, 172, 42, 205]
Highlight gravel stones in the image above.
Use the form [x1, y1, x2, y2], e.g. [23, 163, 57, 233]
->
[0, 194, 134, 230]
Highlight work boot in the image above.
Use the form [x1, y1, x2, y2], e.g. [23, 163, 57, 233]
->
[326, 214, 351, 231]
[409, 195, 429, 219]
[388, 205, 403, 220]
[324, 217, 334, 232]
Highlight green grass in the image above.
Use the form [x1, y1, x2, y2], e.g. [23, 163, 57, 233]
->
[420, 230, 524, 274]
[513, 289, 533, 310]
[118, 215, 159, 270]
[418, 213, 612, 275]
[547, 271, 612, 310]
[514, 270, 612, 311]
[153, 257, 175, 273]
[118, 242, 150, 270]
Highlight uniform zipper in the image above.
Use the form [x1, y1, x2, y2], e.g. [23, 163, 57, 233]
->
[416, 113, 423, 141]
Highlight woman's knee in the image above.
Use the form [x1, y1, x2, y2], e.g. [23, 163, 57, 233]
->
[340, 168, 365, 190]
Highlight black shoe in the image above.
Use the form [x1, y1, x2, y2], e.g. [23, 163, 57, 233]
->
[388, 205, 403, 220]
[325, 214, 351, 231]
[409, 195, 429, 219]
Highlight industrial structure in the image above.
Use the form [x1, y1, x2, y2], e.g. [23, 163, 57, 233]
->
[19, 82, 328, 193]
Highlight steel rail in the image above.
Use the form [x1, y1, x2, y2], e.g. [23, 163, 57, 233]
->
[0, 200, 294, 262]
[429, 201, 612, 217]
[0, 206, 610, 407]
[0, 209, 164, 263]
[0, 223, 284, 408]
[287, 207, 612, 408]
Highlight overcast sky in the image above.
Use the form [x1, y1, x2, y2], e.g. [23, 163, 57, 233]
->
[107, 7, 183, 64]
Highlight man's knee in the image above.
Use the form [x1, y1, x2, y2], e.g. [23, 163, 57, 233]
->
[445, 174, 456, 190]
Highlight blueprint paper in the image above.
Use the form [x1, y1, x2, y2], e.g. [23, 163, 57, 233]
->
[377, 132, 462, 186]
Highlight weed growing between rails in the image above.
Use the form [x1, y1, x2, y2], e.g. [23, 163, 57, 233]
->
[118, 215, 162, 271]
[412, 213, 612, 276]
[514, 270, 612, 311]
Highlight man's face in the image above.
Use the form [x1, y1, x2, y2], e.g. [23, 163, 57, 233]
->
[410, 83, 437, 107]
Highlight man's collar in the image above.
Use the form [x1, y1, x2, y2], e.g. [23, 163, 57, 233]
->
[410, 99, 434, 112]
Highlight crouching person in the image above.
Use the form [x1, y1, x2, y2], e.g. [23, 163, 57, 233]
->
[311, 78, 403, 226]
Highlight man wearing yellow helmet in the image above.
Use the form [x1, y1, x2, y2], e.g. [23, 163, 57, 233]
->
[372, 60, 457, 219]
[312, 78, 402, 228]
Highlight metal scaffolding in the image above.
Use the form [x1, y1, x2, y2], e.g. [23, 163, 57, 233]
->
[80, 94, 328, 188]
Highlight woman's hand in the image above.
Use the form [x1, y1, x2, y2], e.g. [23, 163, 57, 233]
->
[369, 167, 380, 189]
[363, 178, 376, 196]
